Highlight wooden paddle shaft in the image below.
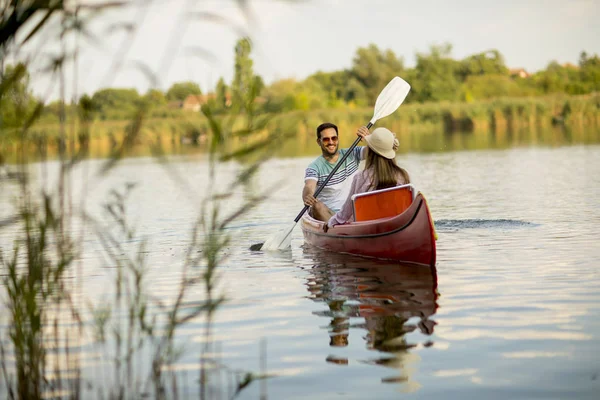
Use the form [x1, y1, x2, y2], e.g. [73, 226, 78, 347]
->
[294, 122, 374, 223]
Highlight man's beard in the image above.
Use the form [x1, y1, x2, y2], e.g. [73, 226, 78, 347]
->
[322, 144, 338, 156]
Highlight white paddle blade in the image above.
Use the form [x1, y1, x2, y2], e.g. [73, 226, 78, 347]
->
[261, 222, 295, 251]
[370, 76, 411, 125]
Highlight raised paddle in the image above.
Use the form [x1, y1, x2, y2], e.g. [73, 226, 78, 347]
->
[258, 76, 411, 251]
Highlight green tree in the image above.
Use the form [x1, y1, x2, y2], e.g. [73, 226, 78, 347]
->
[0, 63, 38, 129]
[292, 79, 327, 111]
[145, 88, 167, 106]
[232, 38, 254, 99]
[78, 94, 96, 117]
[261, 78, 328, 113]
[165, 81, 201, 102]
[459, 50, 508, 80]
[260, 78, 298, 113]
[344, 77, 369, 106]
[461, 74, 530, 100]
[215, 77, 229, 111]
[579, 51, 600, 93]
[350, 44, 405, 104]
[231, 37, 263, 113]
[305, 70, 349, 107]
[42, 100, 63, 120]
[411, 43, 462, 102]
[91, 88, 141, 120]
[532, 61, 571, 94]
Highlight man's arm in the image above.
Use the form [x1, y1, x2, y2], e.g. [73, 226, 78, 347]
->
[356, 126, 370, 160]
[358, 146, 366, 160]
[302, 179, 317, 206]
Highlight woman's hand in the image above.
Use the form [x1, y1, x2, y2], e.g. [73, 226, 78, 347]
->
[356, 126, 370, 140]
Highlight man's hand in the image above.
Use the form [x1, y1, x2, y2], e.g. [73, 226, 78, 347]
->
[356, 126, 370, 140]
[302, 180, 317, 207]
[303, 193, 318, 207]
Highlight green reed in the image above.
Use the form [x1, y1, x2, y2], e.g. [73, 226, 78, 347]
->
[3, 92, 598, 167]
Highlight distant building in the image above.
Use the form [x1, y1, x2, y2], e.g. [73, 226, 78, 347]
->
[180, 93, 234, 111]
[182, 94, 205, 112]
[509, 68, 530, 78]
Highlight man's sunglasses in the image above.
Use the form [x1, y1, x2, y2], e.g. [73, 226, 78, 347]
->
[320, 136, 338, 144]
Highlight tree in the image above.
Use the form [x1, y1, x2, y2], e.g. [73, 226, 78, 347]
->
[231, 37, 263, 113]
[529, 52, 600, 95]
[232, 38, 254, 99]
[305, 70, 350, 107]
[531, 61, 570, 94]
[43, 100, 64, 120]
[91, 88, 141, 119]
[578, 51, 600, 93]
[411, 43, 462, 102]
[145, 88, 167, 106]
[461, 74, 530, 100]
[291, 79, 327, 111]
[344, 77, 369, 106]
[260, 78, 299, 113]
[459, 50, 508, 80]
[215, 77, 229, 111]
[78, 94, 97, 124]
[0, 62, 37, 129]
[350, 44, 405, 104]
[261, 78, 328, 113]
[165, 81, 201, 102]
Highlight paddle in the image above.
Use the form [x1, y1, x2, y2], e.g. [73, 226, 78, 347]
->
[258, 76, 411, 251]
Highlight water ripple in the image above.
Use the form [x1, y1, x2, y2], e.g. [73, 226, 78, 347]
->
[435, 219, 538, 230]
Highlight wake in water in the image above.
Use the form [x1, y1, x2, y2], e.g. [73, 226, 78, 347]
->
[434, 219, 538, 231]
[247, 219, 537, 250]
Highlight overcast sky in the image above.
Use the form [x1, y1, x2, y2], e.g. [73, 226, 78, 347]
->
[20, 0, 600, 100]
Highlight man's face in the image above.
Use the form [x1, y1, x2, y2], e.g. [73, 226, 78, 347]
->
[318, 127, 339, 156]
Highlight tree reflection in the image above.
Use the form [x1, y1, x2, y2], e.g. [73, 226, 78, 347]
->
[302, 247, 439, 386]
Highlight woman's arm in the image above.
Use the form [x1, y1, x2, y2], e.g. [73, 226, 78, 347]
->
[327, 174, 362, 229]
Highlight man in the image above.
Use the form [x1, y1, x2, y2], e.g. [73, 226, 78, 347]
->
[302, 122, 369, 221]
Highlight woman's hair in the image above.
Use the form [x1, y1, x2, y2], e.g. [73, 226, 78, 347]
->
[365, 148, 410, 190]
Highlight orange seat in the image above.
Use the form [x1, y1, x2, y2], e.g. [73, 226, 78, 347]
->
[352, 184, 415, 222]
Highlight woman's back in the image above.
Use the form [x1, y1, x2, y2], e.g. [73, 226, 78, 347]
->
[326, 167, 409, 228]
[326, 126, 410, 229]
[354, 168, 408, 194]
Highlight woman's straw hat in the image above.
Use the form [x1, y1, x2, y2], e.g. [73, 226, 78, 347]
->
[364, 127, 399, 159]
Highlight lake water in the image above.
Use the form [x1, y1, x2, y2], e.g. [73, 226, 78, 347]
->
[1, 141, 600, 399]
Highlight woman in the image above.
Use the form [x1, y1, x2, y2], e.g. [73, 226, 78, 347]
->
[325, 126, 410, 231]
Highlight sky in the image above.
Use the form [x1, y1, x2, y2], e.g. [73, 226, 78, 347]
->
[16, 0, 600, 100]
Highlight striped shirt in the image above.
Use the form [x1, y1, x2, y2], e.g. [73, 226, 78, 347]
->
[304, 147, 365, 212]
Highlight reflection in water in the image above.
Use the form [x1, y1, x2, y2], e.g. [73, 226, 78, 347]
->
[3, 125, 599, 165]
[301, 247, 439, 388]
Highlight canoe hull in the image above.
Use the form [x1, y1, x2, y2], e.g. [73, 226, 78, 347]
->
[301, 193, 436, 266]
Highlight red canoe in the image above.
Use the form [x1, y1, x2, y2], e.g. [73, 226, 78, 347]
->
[301, 189, 437, 266]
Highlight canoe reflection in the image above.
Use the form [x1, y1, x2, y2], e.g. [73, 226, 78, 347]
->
[302, 247, 439, 384]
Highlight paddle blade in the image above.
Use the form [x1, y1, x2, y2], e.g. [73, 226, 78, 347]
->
[261, 221, 296, 251]
[370, 76, 411, 125]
